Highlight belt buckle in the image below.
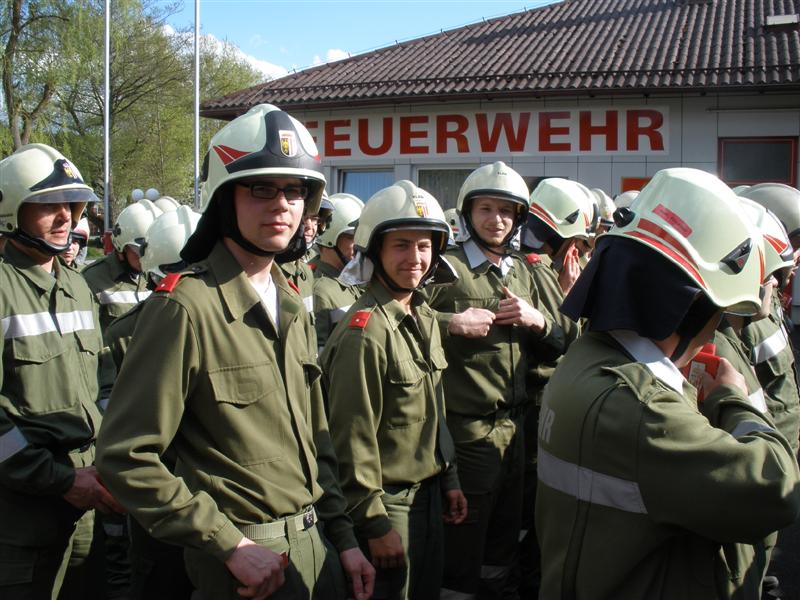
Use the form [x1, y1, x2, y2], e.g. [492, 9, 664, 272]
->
[302, 509, 314, 530]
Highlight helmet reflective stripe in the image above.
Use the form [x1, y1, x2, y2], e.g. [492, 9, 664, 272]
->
[607, 168, 763, 314]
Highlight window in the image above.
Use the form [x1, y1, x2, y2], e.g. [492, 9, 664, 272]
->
[719, 137, 798, 186]
[340, 170, 394, 202]
[418, 170, 473, 210]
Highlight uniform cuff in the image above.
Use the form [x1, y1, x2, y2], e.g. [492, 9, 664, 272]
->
[205, 518, 244, 562]
[322, 515, 359, 552]
[359, 515, 393, 540]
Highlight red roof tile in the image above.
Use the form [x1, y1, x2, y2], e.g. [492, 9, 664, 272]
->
[202, 0, 800, 119]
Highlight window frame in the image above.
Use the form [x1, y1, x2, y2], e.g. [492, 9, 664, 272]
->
[718, 136, 798, 187]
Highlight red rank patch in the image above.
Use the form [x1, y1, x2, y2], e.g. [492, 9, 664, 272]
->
[155, 273, 182, 293]
[526, 253, 541, 264]
[349, 311, 372, 329]
[287, 280, 300, 294]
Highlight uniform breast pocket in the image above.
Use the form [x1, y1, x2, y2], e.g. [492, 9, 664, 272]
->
[207, 362, 285, 464]
[8, 335, 73, 414]
[386, 359, 429, 429]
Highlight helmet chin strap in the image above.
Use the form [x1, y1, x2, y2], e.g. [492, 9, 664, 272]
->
[220, 199, 276, 258]
[10, 228, 71, 256]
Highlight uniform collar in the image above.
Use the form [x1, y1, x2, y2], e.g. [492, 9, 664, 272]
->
[463, 238, 513, 276]
[370, 278, 429, 332]
[102, 251, 137, 283]
[608, 329, 686, 394]
[316, 260, 342, 280]
[3, 241, 59, 294]
[208, 241, 303, 329]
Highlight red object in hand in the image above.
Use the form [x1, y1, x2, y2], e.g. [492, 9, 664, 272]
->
[681, 343, 720, 401]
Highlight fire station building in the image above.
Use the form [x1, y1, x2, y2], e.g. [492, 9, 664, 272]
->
[201, 0, 800, 208]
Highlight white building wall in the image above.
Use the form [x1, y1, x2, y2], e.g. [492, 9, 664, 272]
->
[293, 91, 800, 198]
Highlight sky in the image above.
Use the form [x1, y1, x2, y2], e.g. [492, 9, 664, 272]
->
[163, 0, 558, 80]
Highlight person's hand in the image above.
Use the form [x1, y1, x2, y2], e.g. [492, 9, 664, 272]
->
[442, 490, 468, 525]
[700, 357, 747, 401]
[339, 547, 375, 600]
[63, 466, 126, 514]
[495, 287, 545, 332]
[367, 529, 405, 569]
[448, 307, 495, 338]
[558, 244, 581, 294]
[224, 537, 287, 599]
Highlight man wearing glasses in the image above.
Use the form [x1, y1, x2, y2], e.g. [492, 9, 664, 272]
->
[96, 104, 374, 600]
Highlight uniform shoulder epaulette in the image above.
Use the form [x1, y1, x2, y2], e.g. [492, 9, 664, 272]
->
[309, 262, 318, 271]
[349, 310, 373, 329]
[526, 253, 541, 265]
[155, 272, 183, 293]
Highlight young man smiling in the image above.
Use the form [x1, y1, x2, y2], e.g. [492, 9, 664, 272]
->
[321, 181, 466, 600]
[96, 104, 373, 600]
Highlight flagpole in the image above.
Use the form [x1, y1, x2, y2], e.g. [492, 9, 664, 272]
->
[193, 0, 201, 208]
[103, 0, 111, 230]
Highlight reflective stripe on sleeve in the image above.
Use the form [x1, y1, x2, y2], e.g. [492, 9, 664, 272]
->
[96, 290, 150, 305]
[0, 427, 28, 463]
[303, 296, 314, 312]
[329, 304, 352, 324]
[730, 421, 776, 439]
[3, 310, 95, 340]
[748, 388, 768, 413]
[537, 446, 647, 514]
[752, 328, 788, 364]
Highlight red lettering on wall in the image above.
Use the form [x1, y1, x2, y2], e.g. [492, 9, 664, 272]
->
[358, 117, 393, 156]
[579, 110, 618, 152]
[324, 120, 352, 157]
[626, 110, 664, 151]
[539, 112, 571, 151]
[305, 121, 319, 144]
[436, 114, 470, 153]
[400, 116, 429, 154]
[476, 112, 530, 152]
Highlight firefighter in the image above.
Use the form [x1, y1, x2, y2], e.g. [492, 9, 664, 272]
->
[0, 143, 124, 598]
[537, 167, 800, 598]
[62, 218, 90, 268]
[424, 161, 567, 599]
[321, 180, 467, 600]
[312, 193, 364, 351]
[96, 103, 374, 600]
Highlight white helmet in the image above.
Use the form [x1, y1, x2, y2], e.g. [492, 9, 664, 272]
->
[112, 199, 162, 253]
[71, 217, 90, 246]
[739, 198, 794, 281]
[0, 144, 99, 254]
[732, 185, 751, 196]
[356, 181, 449, 256]
[739, 183, 800, 240]
[608, 168, 763, 314]
[317, 193, 363, 248]
[592, 188, 616, 228]
[528, 178, 595, 241]
[140, 206, 201, 279]
[154, 196, 180, 213]
[444, 208, 460, 238]
[183, 103, 326, 263]
[456, 162, 530, 248]
[614, 190, 640, 209]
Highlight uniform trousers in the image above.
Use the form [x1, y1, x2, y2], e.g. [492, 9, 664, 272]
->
[363, 476, 444, 600]
[442, 416, 524, 600]
[183, 509, 346, 599]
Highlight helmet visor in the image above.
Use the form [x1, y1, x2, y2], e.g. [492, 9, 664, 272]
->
[25, 188, 100, 205]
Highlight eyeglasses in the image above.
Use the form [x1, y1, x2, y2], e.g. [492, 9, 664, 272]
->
[238, 182, 308, 202]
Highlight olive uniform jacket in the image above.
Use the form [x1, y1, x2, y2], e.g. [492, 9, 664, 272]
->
[0, 244, 103, 546]
[320, 280, 458, 539]
[536, 330, 800, 600]
[96, 241, 357, 562]
[312, 261, 361, 352]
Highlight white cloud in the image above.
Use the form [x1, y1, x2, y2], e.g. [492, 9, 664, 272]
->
[162, 25, 288, 80]
[248, 34, 268, 48]
[312, 48, 350, 66]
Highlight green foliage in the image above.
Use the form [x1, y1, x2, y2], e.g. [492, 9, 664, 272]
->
[2, 0, 265, 224]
